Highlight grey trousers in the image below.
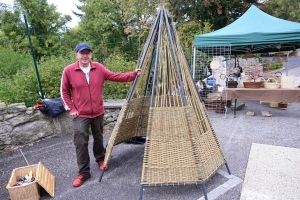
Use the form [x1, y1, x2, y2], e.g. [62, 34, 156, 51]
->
[73, 114, 105, 176]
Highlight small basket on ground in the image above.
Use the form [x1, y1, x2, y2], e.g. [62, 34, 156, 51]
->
[6, 162, 55, 200]
[264, 77, 280, 89]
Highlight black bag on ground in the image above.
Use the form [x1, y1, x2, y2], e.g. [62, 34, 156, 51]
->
[35, 98, 66, 118]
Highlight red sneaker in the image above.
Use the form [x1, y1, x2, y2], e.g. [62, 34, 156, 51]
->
[98, 160, 108, 171]
[73, 174, 90, 187]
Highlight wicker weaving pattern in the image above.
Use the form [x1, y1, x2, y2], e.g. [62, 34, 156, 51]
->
[103, 8, 228, 195]
[142, 106, 200, 184]
[186, 107, 225, 180]
[36, 162, 55, 197]
[104, 97, 150, 165]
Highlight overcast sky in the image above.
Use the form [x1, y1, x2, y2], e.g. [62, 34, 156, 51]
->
[0, 0, 81, 28]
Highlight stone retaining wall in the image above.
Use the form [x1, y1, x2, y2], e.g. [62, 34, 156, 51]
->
[0, 102, 121, 149]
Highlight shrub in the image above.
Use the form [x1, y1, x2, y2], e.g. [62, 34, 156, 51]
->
[0, 51, 75, 106]
[0, 46, 33, 78]
[102, 54, 137, 99]
[37, 53, 76, 100]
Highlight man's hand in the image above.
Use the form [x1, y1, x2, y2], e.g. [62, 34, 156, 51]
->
[70, 111, 79, 119]
[135, 69, 142, 76]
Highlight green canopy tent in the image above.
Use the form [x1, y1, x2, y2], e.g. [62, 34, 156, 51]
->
[194, 5, 300, 54]
[191, 5, 300, 115]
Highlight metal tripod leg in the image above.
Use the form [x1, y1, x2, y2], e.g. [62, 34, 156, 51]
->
[99, 142, 108, 182]
[225, 162, 231, 175]
[98, 170, 105, 182]
[201, 182, 208, 200]
[139, 185, 144, 200]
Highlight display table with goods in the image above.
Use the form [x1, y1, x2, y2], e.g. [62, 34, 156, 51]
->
[223, 87, 300, 117]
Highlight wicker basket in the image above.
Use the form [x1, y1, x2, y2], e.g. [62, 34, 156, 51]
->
[264, 77, 280, 89]
[278, 102, 288, 110]
[6, 162, 55, 200]
[243, 81, 262, 88]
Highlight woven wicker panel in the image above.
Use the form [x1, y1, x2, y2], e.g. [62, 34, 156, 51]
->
[135, 97, 151, 136]
[186, 105, 225, 180]
[141, 107, 202, 185]
[154, 94, 184, 107]
[141, 105, 226, 185]
[104, 96, 150, 166]
[115, 97, 149, 143]
[36, 162, 55, 197]
[199, 103, 226, 179]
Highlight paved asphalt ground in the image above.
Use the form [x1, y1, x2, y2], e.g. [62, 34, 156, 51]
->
[1, 63, 299, 200]
[1, 99, 300, 200]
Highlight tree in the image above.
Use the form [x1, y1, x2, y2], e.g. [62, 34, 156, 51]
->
[116, 0, 160, 60]
[0, 8, 26, 51]
[117, 0, 158, 39]
[262, 0, 300, 22]
[176, 20, 213, 61]
[167, 0, 260, 30]
[0, 0, 72, 58]
[78, 0, 159, 63]
[78, 0, 122, 61]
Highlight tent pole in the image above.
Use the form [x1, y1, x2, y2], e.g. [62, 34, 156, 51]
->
[163, 9, 187, 105]
[150, 9, 164, 107]
[143, 51, 157, 96]
[235, 54, 237, 67]
[23, 14, 45, 100]
[126, 10, 161, 103]
[193, 47, 196, 79]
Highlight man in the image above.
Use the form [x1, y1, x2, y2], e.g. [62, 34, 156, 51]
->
[60, 43, 142, 187]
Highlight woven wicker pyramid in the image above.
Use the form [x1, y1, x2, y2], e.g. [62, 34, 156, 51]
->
[101, 8, 229, 199]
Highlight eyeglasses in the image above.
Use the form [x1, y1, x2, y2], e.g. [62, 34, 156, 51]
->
[79, 52, 92, 56]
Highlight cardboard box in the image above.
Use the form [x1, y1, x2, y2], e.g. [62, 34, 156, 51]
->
[260, 101, 279, 108]
[269, 102, 278, 108]
[6, 162, 55, 200]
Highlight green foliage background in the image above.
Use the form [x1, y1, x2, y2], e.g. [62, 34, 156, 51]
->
[0, 47, 33, 79]
[103, 54, 137, 99]
[0, 47, 138, 107]
[0, 50, 75, 106]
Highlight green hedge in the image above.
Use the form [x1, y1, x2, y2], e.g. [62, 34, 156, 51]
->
[102, 54, 137, 99]
[0, 51, 75, 106]
[0, 47, 33, 78]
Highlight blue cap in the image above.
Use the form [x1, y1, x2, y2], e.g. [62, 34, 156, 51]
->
[76, 43, 92, 53]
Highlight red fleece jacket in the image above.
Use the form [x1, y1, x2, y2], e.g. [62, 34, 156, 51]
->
[60, 61, 137, 118]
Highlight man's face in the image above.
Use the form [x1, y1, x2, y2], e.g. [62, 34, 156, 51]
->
[76, 49, 92, 66]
